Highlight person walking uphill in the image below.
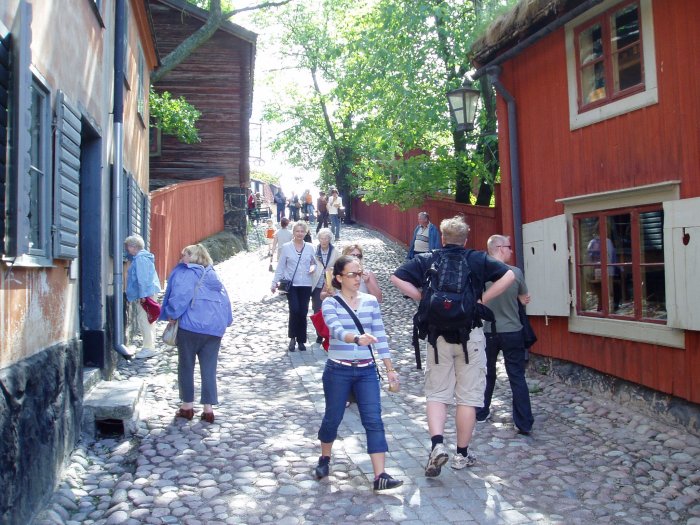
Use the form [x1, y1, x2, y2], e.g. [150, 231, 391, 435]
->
[315, 255, 403, 491]
[476, 235, 535, 435]
[391, 216, 515, 477]
[271, 221, 316, 352]
[159, 244, 233, 423]
[124, 235, 161, 359]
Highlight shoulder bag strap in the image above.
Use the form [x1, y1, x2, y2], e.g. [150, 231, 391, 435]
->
[333, 295, 382, 381]
[288, 244, 305, 283]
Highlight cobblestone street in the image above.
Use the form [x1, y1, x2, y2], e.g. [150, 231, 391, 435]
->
[35, 224, 700, 525]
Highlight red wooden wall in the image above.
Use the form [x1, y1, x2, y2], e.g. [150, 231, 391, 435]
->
[494, 0, 700, 403]
[352, 186, 502, 254]
[150, 178, 225, 285]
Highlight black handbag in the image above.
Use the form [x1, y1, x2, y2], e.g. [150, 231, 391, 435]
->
[278, 245, 305, 294]
[518, 301, 537, 349]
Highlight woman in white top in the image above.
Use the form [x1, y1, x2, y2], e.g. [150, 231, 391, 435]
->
[328, 188, 343, 241]
[271, 221, 316, 351]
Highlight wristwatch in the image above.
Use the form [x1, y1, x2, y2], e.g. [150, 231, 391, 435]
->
[353, 335, 361, 345]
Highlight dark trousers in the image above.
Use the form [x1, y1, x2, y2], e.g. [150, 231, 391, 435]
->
[477, 331, 534, 432]
[286, 285, 312, 343]
[316, 211, 329, 233]
[276, 205, 285, 223]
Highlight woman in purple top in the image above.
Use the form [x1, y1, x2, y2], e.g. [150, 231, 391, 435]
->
[159, 244, 233, 424]
[314, 255, 403, 491]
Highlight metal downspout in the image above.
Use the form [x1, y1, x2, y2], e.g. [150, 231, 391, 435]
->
[486, 66, 524, 272]
[112, 0, 132, 359]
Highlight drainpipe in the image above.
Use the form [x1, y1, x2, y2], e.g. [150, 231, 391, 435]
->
[111, 0, 132, 360]
[485, 66, 524, 272]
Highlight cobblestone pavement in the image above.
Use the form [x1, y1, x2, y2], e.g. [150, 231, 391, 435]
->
[35, 224, 700, 525]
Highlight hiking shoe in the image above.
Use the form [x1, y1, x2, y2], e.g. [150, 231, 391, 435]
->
[451, 452, 476, 470]
[315, 456, 330, 479]
[425, 443, 448, 477]
[373, 473, 403, 491]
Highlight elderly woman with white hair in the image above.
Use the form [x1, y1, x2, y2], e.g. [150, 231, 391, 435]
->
[124, 235, 161, 358]
[311, 228, 341, 343]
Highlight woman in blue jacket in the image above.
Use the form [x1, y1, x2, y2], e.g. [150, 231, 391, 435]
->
[160, 244, 233, 423]
[125, 235, 161, 358]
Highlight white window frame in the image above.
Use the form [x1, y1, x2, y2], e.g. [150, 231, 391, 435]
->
[557, 181, 684, 348]
[565, 0, 658, 130]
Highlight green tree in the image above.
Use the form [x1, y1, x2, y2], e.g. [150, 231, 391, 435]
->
[149, 89, 201, 143]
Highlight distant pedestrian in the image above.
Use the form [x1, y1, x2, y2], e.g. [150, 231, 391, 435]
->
[124, 235, 161, 359]
[289, 192, 301, 221]
[274, 188, 286, 223]
[315, 255, 403, 491]
[391, 216, 515, 477]
[407, 211, 441, 259]
[476, 235, 534, 434]
[316, 190, 329, 233]
[271, 221, 316, 351]
[271, 217, 293, 263]
[311, 228, 340, 343]
[159, 244, 233, 424]
[328, 188, 343, 241]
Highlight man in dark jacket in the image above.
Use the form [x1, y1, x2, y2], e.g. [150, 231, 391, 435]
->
[274, 189, 286, 223]
[391, 216, 514, 477]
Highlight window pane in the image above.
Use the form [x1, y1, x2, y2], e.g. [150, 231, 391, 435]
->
[611, 5, 642, 92]
[579, 24, 603, 66]
[29, 167, 41, 249]
[611, 266, 634, 316]
[641, 265, 666, 320]
[639, 210, 664, 263]
[581, 61, 606, 104]
[606, 214, 630, 314]
[579, 217, 601, 312]
[30, 85, 43, 169]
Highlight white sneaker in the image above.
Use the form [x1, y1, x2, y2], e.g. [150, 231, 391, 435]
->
[134, 348, 157, 359]
[451, 451, 476, 470]
[425, 443, 449, 477]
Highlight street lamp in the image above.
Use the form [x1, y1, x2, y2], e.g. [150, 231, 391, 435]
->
[446, 80, 480, 133]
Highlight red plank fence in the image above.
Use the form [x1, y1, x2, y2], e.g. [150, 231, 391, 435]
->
[352, 185, 502, 253]
[150, 177, 224, 285]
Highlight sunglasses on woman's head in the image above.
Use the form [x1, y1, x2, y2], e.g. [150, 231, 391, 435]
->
[349, 253, 363, 259]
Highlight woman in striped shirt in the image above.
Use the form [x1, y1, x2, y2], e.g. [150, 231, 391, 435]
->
[314, 255, 403, 491]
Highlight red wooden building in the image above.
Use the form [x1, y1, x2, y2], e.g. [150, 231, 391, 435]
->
[471, 0, 700, 417]
[148, 0, 256, 235]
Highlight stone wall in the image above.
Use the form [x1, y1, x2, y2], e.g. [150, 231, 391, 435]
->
[0, 341, 82, 525]
[529, 354, 700, 436]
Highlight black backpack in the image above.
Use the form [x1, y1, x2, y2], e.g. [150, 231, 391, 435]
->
[412, 249, 495, 369]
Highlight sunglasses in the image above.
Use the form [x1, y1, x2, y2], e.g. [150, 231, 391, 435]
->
[349, 253, 363, 259]
[341, 271, 364, 278]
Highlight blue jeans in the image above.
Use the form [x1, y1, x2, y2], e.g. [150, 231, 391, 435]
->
[476, 331, 534, 432]
[330, 215, 341, 239]
[177, 328, 222, 405]
[318, 360, 388, 454]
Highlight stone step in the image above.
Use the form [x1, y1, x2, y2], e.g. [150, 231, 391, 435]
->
[82, 378, 146, 438]
[82, 367, 102, 397]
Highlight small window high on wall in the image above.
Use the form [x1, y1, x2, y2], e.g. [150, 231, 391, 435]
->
[574, 205, 665, 322]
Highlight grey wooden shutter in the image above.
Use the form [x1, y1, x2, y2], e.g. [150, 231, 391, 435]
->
[53, 91, 82, 259]
[127, 175, 143, 237]
[6, 0, 32, 256]
[0, 30, 10, 255]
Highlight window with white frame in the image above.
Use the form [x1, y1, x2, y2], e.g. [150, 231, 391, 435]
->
[27, 78, 52, 258]
[565, 0, 657, 129]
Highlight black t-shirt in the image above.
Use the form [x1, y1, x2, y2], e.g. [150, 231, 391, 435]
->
[393, 245, 510, 341]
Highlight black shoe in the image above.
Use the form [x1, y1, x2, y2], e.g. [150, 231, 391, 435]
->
[298, 342, 307, 351]
[288, 338, 296, 352]
[373, 473, 403, 491]
[517, 428, 531, 436]
[316, 335, 323, 344]
[315, 456, 330, 479]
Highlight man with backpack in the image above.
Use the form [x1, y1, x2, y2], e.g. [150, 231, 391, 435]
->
[391, 216, 514, 477]
[476, 235, 534, 435]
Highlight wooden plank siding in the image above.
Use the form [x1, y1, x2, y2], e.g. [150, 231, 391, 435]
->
[150, 177, 224, 285]
[494, 0, 700, 402]
[352, 186, 502, 255]
[148, 1, 254, 188]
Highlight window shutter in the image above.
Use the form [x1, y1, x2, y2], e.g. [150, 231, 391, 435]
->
[6, 1, 32, 256]
[53, 91, 82, 259]
[0, 29, 9, 255]
[127, 175, 143, 237]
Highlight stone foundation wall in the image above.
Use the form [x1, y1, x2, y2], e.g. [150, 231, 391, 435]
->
[529, 354, 700, 436]
[0, 341, 83, 525]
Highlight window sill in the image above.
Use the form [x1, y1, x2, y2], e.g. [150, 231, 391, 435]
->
[3, 254, 55, 269]
[569, 315, 685, 349]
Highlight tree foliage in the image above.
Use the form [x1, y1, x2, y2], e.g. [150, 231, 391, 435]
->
[149, 89, 202, 144]
[261, 0, 516, 208]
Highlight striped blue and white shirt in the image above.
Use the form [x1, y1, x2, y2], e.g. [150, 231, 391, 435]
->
[322, 292, 390, 360]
